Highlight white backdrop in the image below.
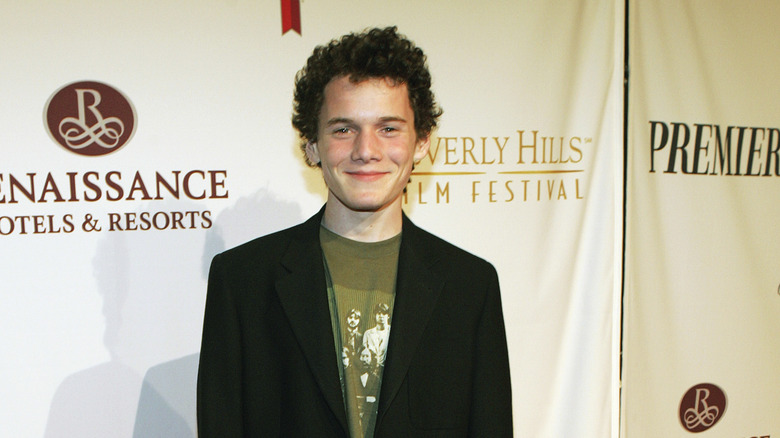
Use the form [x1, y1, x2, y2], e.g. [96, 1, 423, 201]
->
[623, 1, 780, 436]
[0, 1, 621, 436]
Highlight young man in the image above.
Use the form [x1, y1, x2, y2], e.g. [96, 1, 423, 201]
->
[197, 27, 512, 437]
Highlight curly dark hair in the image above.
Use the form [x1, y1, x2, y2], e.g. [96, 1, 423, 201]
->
[292, 26, 442, 167]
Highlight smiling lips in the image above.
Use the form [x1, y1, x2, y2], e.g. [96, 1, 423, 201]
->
[345, 170, 389, 182]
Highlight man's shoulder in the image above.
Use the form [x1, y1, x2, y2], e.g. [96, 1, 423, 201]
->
[402, 218, 502, 308]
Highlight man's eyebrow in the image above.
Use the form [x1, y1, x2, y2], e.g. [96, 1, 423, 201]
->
[324, 116, 409, 126]
[377, 116, 408, 124]
[325, 117, 353, 126]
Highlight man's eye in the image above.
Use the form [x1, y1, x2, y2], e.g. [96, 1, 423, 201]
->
[333, 127, 350, 134]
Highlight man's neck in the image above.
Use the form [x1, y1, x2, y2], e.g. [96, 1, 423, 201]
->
[321, 198, 403, 242]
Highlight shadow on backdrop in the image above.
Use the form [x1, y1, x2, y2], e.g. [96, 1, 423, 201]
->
[44, 192, 301, 438]
[44, 226, 143, 437]
[131, 189, 303, 437]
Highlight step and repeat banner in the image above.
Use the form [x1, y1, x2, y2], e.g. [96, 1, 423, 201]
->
[1, 1, 622, 436]
[623, 1, 780, 437]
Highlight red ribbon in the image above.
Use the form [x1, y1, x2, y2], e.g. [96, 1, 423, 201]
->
[281, 0, 301, 35]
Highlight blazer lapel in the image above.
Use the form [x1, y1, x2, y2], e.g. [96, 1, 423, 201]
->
[376, 217, 445, 422]
[274, 214, 348, 434]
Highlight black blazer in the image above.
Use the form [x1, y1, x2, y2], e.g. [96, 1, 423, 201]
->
[197, 208, 513, 437]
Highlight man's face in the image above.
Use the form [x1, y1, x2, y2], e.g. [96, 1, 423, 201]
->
[375, 312, 389, 326]
[360, 349, 372, 367]
[347, 312, 360, 329]
[306, 76, 430, 214]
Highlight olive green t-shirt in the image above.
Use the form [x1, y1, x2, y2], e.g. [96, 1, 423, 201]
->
[320, 225, 400, 438]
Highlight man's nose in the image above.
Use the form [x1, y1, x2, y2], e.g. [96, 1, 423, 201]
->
[352, 131, 381, 162]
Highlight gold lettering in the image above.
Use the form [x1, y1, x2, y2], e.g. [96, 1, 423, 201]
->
[426, 137, 446, 164]
[479, 138, 495, 164]
[517, 130, 539, 164]
[494, 137, 509, 164]
[569, 137, 583, 163]
[504, 180, 514, 202]
[444, 137, 459, 164]
[436, 182, 449, 203]
[546, 179, 555, 199]
[557, 180, 567, 200]
[462, 137, 477, 165]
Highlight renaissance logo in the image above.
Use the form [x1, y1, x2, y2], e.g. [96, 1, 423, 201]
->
[0, 81, 227, 236]
[679, 383, 726, 433]
[44, 81, 137, 156]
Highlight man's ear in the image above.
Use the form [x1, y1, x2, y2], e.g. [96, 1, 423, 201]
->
[413, 136, 431, 163]
[305, 141, 320, 165]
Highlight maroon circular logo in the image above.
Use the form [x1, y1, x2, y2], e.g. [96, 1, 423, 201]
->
[44, 81, 137, 156]
[679, 383, 727, 433]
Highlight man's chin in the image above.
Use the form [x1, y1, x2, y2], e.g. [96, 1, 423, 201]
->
[346, 196, 404, 213]
[327, 191, 403, 214]
[341, 200, 389, 213]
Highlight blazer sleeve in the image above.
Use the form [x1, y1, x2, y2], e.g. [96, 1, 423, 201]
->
[197, 253, 244, 437]
[469, 265, 513, 437]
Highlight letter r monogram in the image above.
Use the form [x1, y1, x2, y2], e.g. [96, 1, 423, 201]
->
[694, 388, 710, 411]
[74, 89, 103, 125]
[58, 88, 125, 150]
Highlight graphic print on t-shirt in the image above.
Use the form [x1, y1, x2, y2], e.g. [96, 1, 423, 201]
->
[340, 302, 391, 436]
[320, 225, 400, 438]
